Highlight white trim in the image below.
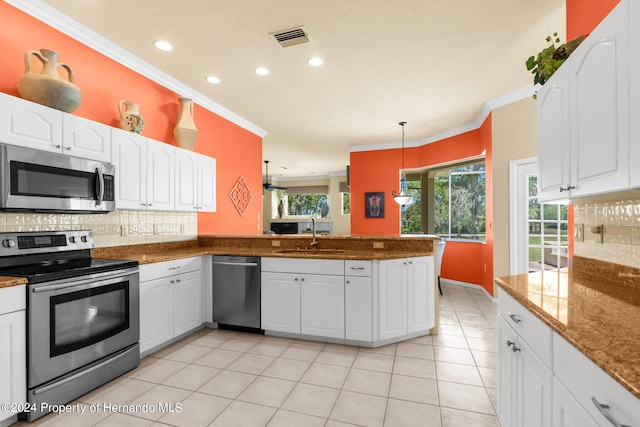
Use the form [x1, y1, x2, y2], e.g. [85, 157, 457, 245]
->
[348, 85, 535, 153]
[509, 157, 538, 275]
[6, 0, 268, 138]
[440, 278, 496, 302]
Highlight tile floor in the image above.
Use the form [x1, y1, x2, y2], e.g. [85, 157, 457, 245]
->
[21, 283, 499, 427]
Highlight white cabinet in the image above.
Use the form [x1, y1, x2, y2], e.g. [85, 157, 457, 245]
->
[553, 377, 600, 427]
[112, 129, 175, 211]
[378, 256, 434, 340]
[537, 0, 631, 201]
[175, 149, 216, 212]
[0, 93, 110, 162]
[345, 261, 372, 341]
[139, 257, 202, 355]
[261, 272, 301, 334]
[0, 285, 26, 426]
[300, 274, 344, 339]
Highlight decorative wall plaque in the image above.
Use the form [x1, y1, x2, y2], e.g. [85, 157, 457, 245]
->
[229, 176, 253, 216]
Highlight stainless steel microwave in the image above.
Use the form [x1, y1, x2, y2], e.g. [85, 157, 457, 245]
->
[0, 144, 115, 213]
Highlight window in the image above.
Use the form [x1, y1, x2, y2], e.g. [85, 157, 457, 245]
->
[287, 194, 327, 216]
[342, 192, 350, 215]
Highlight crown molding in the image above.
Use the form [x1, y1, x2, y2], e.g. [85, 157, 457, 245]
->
[6, 0, 268, 138]
[347, 85, 535, 153]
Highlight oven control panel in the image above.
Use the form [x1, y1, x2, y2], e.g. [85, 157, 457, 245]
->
[0, 230, 94, 256]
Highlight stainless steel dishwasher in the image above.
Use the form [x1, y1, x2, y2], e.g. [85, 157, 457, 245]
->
[212, 256, 261, 330]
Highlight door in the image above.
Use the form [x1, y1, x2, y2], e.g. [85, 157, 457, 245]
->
[0, 93, 62, 153]
[146, 140, 175, 211]
[378, 258, 406, 340]
[406, 256, 434, 333]
[518, 337, 553, 427]
[174, 149, 198, 211]
[552, 377, 599, 427]
[261, 272, 300, 334]
[345, 276, 372, 341]
[62, 114, 111, 162]
[300, 274, 344, 339]
[173, 270, 202, 336]
[497, 316, 517, 427]
[140, 277, 174, 353]
[198, 155, 216, 212]
[112, 129, 146, 210]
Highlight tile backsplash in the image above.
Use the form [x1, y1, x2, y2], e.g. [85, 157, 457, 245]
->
[574, 199, 640, 268]
[0, 210, 197, 247]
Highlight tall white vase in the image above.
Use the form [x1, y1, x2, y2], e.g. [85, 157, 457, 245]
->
[173, 97, 198, 151]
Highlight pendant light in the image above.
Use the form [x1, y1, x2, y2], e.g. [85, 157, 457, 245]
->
[392, 121, 414, 205]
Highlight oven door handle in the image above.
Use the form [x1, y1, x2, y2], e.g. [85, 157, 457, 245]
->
[31, 267, 139, 293]
[95, 167, 104, 207]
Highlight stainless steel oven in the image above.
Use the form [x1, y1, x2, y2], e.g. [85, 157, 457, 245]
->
[0, 230, 139, 421]
[0, 144, 115, 213]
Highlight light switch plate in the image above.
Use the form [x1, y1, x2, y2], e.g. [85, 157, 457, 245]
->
[574, 223, 584, 242]
[587, 224, 603, 243]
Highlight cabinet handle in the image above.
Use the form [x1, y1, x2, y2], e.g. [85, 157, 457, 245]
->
[294, 277, 298, 281]
[168, 266, 181, 270]
[346, 280, 350, 284]
[55, 144, 62, 149]
[350, 267, 365, 270]
[507, 312, 521, 324]
[170, 280, 175, 284]
[301, 277, 305, 282]
[511, 344, 521, 353]
[176, 279, 181, 283]
[591, 398, 630, 427]
[559, 185, 575, 192]
[65, 146, 72, 151]
[507, 340, 515, 348]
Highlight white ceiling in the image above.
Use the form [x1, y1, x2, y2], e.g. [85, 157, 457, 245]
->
[39, 0, 565, 179]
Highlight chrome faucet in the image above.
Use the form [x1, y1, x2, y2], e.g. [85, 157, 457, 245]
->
[309, 217, 318, 250]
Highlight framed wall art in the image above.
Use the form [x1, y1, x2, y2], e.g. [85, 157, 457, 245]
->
[365, 192, 384, 218]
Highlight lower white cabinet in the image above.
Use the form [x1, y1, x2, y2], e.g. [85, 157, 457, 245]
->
[261, 272, 300, 334]
[345, 260, 373, 341]
[300, 274, 344, 339]
[553, 377, 599, 427]
[139, 257, 203, 354]
[0, 285, 26, 426]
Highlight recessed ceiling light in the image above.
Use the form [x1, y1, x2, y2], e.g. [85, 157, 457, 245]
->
[153, 40, 173, 51]
[255, 67, 270, 76]
[206, 76, 221, 84]
[308, 57, 324, 66]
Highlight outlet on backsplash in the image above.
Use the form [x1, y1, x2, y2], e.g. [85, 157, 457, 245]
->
[574, 223, 584, 242]
[587, 224, 603, 243]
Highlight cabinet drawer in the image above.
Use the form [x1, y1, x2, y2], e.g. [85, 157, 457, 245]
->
[553, 333, 640, 427]
[345, 260, 371, 276]
[262, 257, 344, 276]
[0, 285, 26, 315]
[140, 257, 201, 281]
[497, 288, 552, 368]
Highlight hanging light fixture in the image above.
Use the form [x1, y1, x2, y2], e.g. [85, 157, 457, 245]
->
[392, 121, 414, 205]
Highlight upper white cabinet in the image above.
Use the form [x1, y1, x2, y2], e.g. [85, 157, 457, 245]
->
[537, 0, 631, 201]
[629, 0, 640, 188]
[62, 114, 111, 162]
[175, 149, 217, 212]
[112, 129, 175, 211]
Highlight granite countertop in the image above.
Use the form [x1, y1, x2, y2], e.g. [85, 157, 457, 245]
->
[495, 256, 640, 399]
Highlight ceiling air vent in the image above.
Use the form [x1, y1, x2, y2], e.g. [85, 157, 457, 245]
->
[271, 27, 310, 48]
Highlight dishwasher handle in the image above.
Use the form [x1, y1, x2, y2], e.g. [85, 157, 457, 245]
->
[213, 261, 259, 267]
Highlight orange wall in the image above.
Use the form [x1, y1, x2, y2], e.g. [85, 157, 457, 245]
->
[350, 116, 495, 294]
[566, 0, 620, 40]
[0, 2, 262, 235]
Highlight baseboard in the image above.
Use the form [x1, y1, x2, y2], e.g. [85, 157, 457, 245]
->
[440, 278, 497, 303]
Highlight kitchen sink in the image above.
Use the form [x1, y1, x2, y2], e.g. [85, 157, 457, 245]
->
[275, 249, 345, 254]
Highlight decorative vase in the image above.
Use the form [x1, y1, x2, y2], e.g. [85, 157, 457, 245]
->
[118, 100, 144, 134]
[17, 48, 82, 113]
[277, 200, 284, 218]
[173, 97, 198, 151]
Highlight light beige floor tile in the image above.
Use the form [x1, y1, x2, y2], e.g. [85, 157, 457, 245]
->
[359, 343, 397, 355]
[384, 398, 441, 427]
[262, 357, 311, 381]
[128, 358, 188, 383]
[208, 400, 276, 427]
[94, 413, 153, 426]
[315, 347, 358, 367]
[487, 387, 498, 411]
[192, 348, 243, 369]
[189, 334, 232, 348]
[161, 343, 212, 364]
[266, 409, 326, 427]
[150, 341, 183, 358]
[126, 385, 191, 421]
[329, 390, 387, 427]
[440, 407, 500, 427]
[472, 349, 497, 368]
[281, 383, 340, 418]
[395, 342, 434, 360]
[158, 392, 231, 426]
[300, 362, 349, 389]
[218, 336, 263, 352]
[280, 343, 323, 361]
[438, 381, 495, 415]
[352, 352, 394, 373]
[433, 334, 469, 349]
[392, 356, 436, 379]
[226, 353, 276, 375]
[438, 324, 465, 336]
[198, 370, 257, 399]
[237, 376, 296, 407]
[342, 368, 391, 397]
[248, 341, 291, 357]
[434, 346, 476, 366]
[462, 326, 496, 340]
[324, 421, 359, 427]
[161, 364, 220, 390]
[478, 366, 497, 389]
[26, 406, 111, 427]
[81, 378, 154, 408]
[406, 334, 434, 345]
[435, 361, 484, 386]
[466, 337, 497, 352]
[389, 374, 439, 405]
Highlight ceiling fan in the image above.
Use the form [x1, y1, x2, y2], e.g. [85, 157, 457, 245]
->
[263, 160, 287, 191]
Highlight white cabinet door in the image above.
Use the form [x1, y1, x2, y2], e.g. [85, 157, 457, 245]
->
[300, 274, 344, 339]
[140, 277, 174, 354]
[261, 272, 300, 334]
[553, 377, 599, 427]
[112, 129, 147, 210]
[345, 276, 372, 341]
[407, 256, 434, 334]
[0, 92, 62, 153]
[498, 315, 518, 427]
[175, 149, 198, 212]
[197, 155, 216, 212]
[62, 114, 111, 162]
[173, 270, 202, 336]
[517, 335, 553, 427]
[569, 0, 630, 198]
[146, 140, 175, 211]
[537, 70, 572, 202]
[0, 310, 26, 425]
[378, 258, 406, 340]
[631, 0, 640, 188]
